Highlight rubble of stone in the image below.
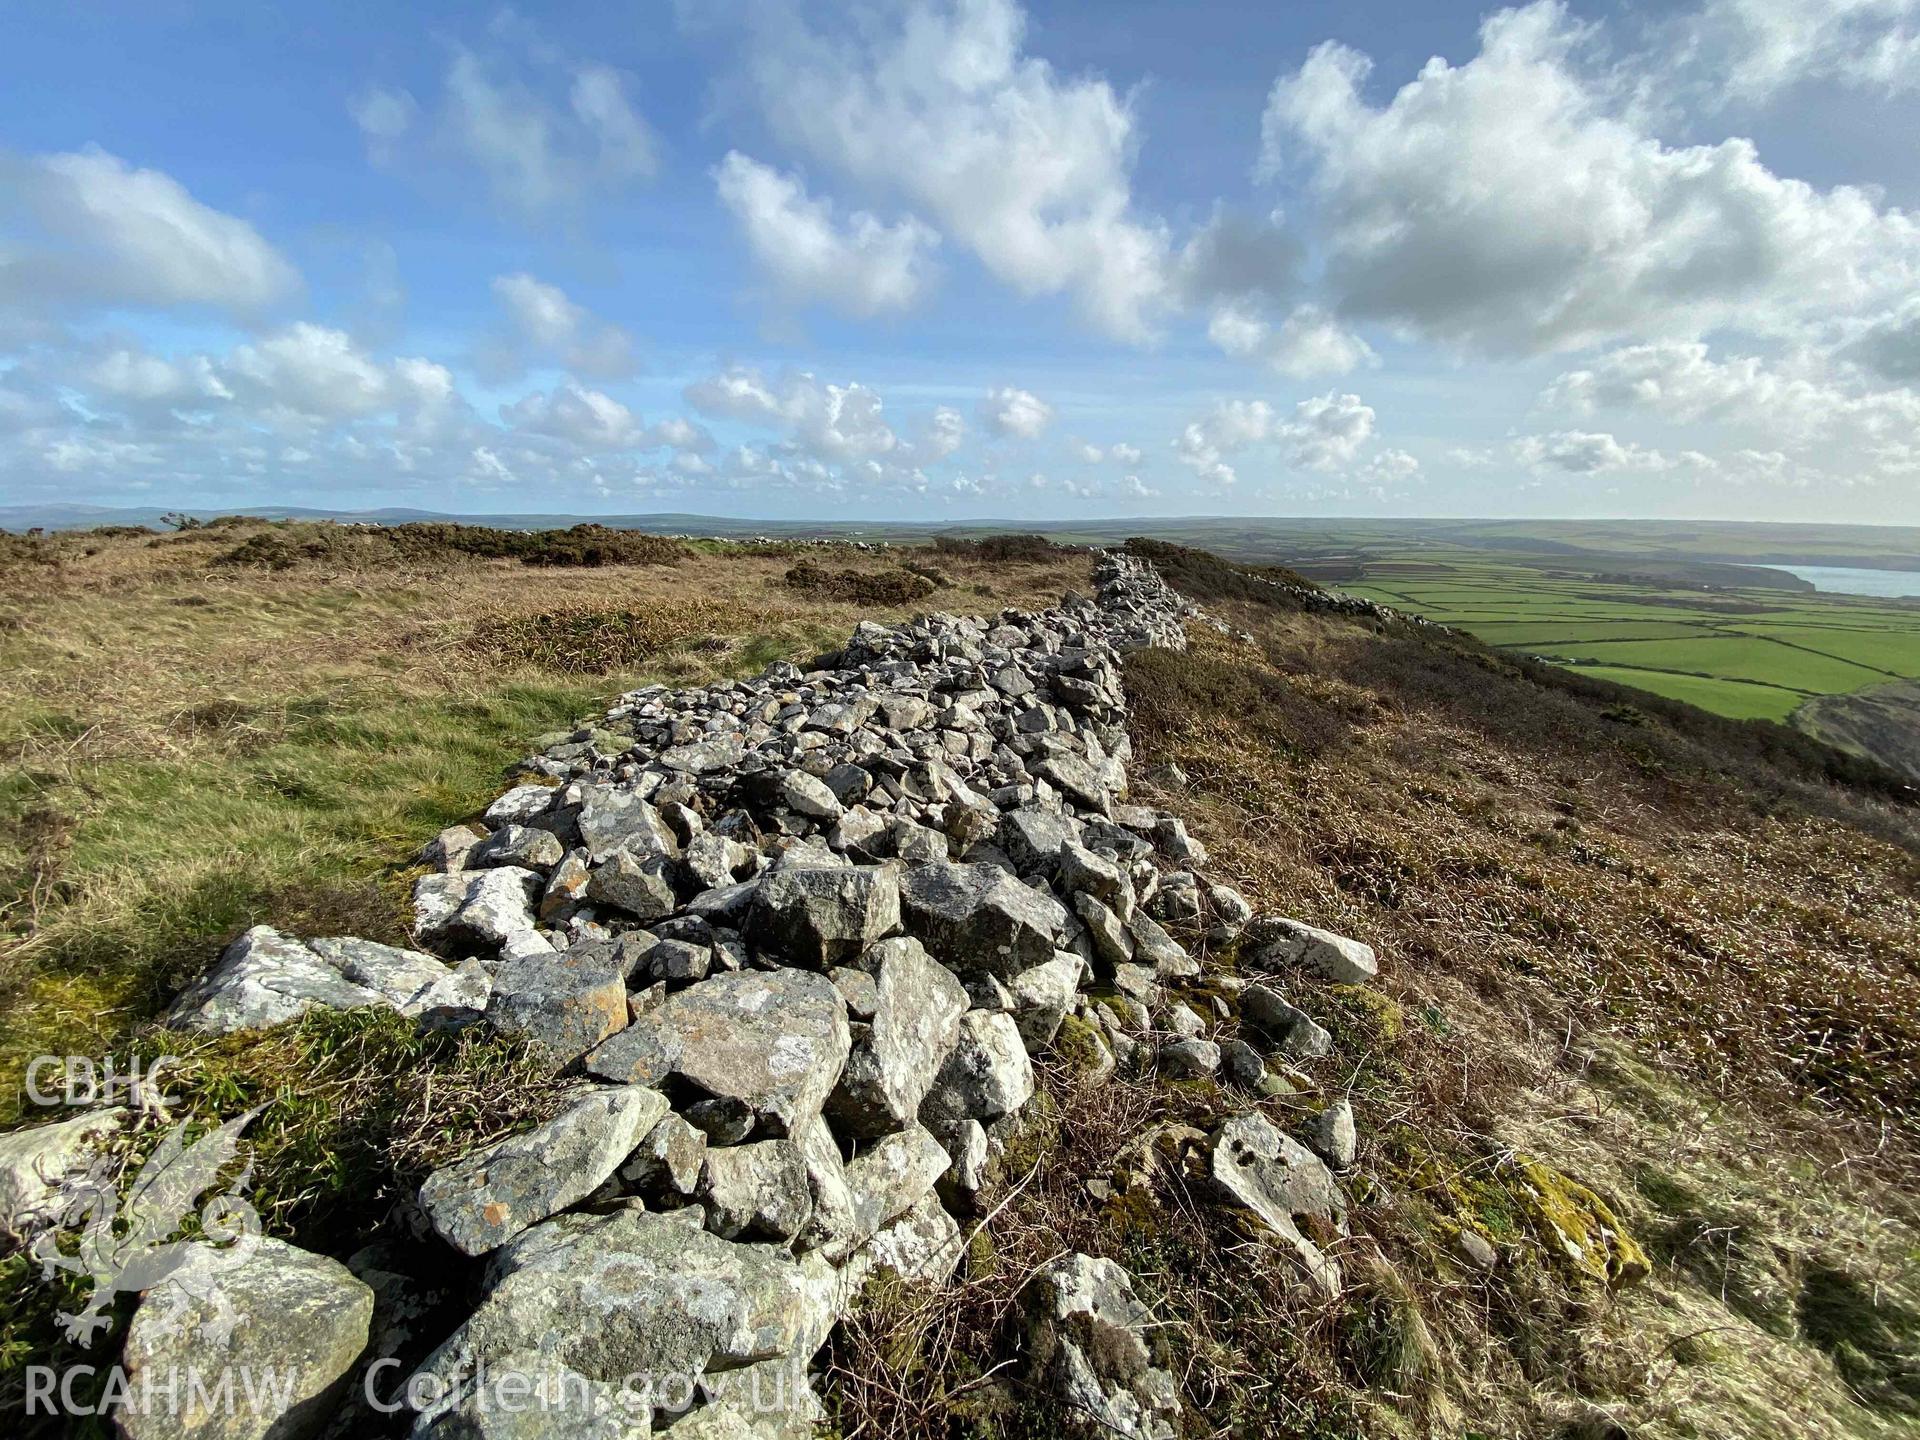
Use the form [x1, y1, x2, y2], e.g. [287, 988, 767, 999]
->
[75, 551, 1394, 1439]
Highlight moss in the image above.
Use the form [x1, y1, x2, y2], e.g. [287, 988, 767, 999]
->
[1051, 1013, 1114, 1078]
[1512, 1154, 1651, 1289]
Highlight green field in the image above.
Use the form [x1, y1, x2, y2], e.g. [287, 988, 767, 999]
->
[1338, 551, 1920, 733]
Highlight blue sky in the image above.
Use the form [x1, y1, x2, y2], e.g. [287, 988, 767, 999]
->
[3, 0, 1919, 521]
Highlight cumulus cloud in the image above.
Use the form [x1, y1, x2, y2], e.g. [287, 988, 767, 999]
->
[225, 324, 456, 424]
[0, 147, 299, 315]
[353, 48, 657, 214]
[1678, 0, 1920, 102]
[1108, 443, 1142, 465]
[733, 0, 1172, 340]
[714, 152, 939, 316]
[1172, 391, 1379, 485]
[1207, 302, 1376, 378]
[485, 273, 638, 380]
[685, 365, 901, 464]
[979, 385, 1053, 439]
[1259, 1, 1920, 356]
[1512, 429, 1674, 474]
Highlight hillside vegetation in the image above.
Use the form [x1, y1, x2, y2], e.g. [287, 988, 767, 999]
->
[2, 524, 1918, 1439]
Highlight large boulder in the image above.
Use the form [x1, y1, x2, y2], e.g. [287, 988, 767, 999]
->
[1248, 918, 1378, 986]
[843, 1126, 950, 1243]
[166, 927, 468, 1035]
[486, 948, 629, 1066]
[919, 1011, 1034, 1135]
[700, 1139, 815, 1243]
[748, 866, 901, 968]
[827, 938, 968, 1138]
[1208, 1112, 1347, 1295]
[605, 971, 851, 1138]
[419, 1086, 669, 1255]
[413, 869, 545, 954]
[118, 1237, 372, 1440]
[577, 788, 679, 863]
[898, 863, 1070, 979]
[408, 1211, 828, 1436]
[1025, 1253, 1179, 1440]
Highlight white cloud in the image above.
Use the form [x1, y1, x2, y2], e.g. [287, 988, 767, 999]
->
[1172, 391, 1379, 485]
[714, 152, 939, 316]
[84, 349, 231, 406]
[0, 148, 298, 315]
[684, 365, 900, 465]
[1259, 1, 1920, 356]
[1207, 302, 1376, 378]
[736, 0, 1172, 340]
[1286, 391, 1376, 470]
[502, 381, 647, 449]
[1680, 0, 1920, 102]
[979, 385, 1053, 439]
[1512, 429, 1674, 473]
[487, 272, 638, 380]
[1074, 441, 1104, 463]
[1108, 442, 1142, 465]
[354, 48, 657, 215]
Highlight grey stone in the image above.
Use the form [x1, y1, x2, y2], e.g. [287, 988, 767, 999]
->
[1059, 841, 1133, 922]
[578, 788, 679, 863]
[1241, 986, 1332, 1060]
[998, 806, 1075, 875]
[1074, 891, 1133, 967]
[408, 1211, 824, 1435]
[777, 770, 843, 821]
[1221, 1039, 1266, 1090]
[920, 1010, 1034, 1134]
[1026, 1253, 1178, 1440]
[827, 937, 968, 1138]
[619, 1112, 707, 1197]
[700, 1138, 813, 1242]
[843, 1126, 950, 1242]
[1250, 917, 1378, 986]
[485, 783, 559, 826]
[1160, 1038, 1221, 1078]
[486, 947, 629, 1066]
[0, 1107, 125, 1239]
[166, 926, 463, 1035]
[1209, 1112, 1346, 1295]
[1008, 953, 1082, 1048]
[636, 971, 852, 1137]
[420, 1086, 669, 1255]
[661, 733, 748, 775]
[585, 849, 679, 921]
[749, 865, 901, 967]
[844, 1191, 964, 1290]
[413, 868, 545, 954]
[120, 1237, 372, 1440]
[424, 824, 484, 872]
[683, 832, 754, 892]
[1125, 910, 1196, 978]
[1300, 1099, 1357, 1170]
[471, 824, 566, 871]
[899, 862, 1071, 979]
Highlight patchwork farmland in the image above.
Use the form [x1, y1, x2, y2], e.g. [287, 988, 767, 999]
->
[1343, 553, 1920, 726]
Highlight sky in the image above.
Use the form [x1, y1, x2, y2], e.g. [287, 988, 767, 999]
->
[2, 0, 1920, 523]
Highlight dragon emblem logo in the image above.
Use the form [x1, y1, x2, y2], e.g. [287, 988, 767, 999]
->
[31, 1109, 264, 1347]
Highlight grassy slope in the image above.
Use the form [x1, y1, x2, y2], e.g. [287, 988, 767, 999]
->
[1083, 544, 1920, 1438]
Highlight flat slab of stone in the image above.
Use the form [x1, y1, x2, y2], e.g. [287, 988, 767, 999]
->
[420, 1085, 669, 1255]
[120, 1236, 373, 1440]
[0, 1107, 125, 1239]
[616, 971, 852, 1138]
[409, 1210, 827, 1434]
[165, 926, 462, 1034]
[827, 937, 968, 1138]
